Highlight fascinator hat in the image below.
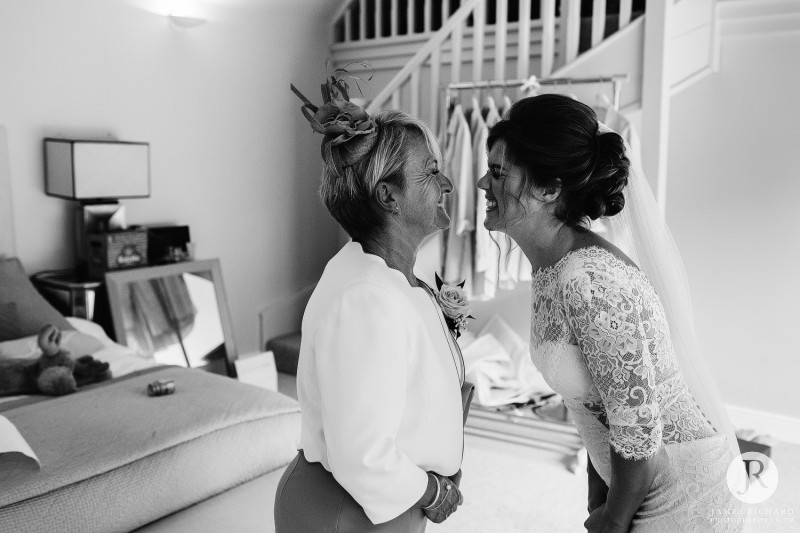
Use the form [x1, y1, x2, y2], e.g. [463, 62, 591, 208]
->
[290, 64, 378, 170]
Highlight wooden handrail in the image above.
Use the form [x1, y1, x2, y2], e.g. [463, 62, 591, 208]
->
[331, 0, 354, 30]
[365, 0, 485, 113]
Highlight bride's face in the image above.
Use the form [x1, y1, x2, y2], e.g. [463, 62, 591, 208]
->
[477, 139, 534, 235]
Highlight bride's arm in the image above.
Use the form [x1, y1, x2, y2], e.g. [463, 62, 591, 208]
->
[586, 448, 659, 532]
[564, 265, 664, 532]
[587, 456, 608, 513]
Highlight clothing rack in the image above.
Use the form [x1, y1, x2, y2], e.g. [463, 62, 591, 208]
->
[444, 73, 629, 119]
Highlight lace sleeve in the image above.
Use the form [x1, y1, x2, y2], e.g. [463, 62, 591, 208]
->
[563, 266, 662, 461]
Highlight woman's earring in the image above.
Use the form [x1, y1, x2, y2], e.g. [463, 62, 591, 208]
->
[394, 206, 400, 214]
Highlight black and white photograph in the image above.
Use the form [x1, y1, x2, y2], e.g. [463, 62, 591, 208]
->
[1, 1, 798, 531]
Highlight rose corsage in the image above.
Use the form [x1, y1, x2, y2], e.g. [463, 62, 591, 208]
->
[433, 273, 474, 339]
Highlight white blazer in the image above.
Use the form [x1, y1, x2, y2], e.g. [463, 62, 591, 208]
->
[297, 241, 464, 524]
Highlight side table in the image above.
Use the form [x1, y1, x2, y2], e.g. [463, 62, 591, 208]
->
[31, 269, 113, 336]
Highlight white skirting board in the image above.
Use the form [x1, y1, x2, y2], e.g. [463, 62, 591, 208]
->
[727, 404, 800, 445]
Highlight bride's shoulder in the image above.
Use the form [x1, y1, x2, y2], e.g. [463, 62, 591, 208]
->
[558, 246, 641, 291]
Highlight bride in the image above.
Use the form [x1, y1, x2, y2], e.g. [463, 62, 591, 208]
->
[477, 94, 744, 532]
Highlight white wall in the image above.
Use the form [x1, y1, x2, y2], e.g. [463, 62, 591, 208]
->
[667, 26, 800, 418]
[0, 0, 342, 355]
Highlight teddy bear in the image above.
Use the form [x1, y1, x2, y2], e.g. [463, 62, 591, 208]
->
[0, 324, 112, 396]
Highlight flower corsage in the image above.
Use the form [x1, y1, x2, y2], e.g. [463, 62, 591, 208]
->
[433, 273, 474, 339]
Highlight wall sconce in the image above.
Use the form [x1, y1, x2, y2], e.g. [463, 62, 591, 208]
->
[169, 14, 207, 28]
[44, 139, 151, 266]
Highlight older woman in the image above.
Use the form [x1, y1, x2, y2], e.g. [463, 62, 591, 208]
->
[274, 79, 466, 532]
[478, 94, 743, 532]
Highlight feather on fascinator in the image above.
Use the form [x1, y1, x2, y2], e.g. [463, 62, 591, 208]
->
[290, 64, 378, 168]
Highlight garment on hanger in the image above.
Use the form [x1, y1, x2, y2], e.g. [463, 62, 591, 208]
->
[500, 94, 514, 118]
[484, 94, 501, 126]
[469, 96, 492, 300]
[441, 103, 474, 290]
[444, 77, 627, 298]
[594, 93, 640, 155]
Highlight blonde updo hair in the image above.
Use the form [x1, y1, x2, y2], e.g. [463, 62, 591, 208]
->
[320, 109, 441, 240]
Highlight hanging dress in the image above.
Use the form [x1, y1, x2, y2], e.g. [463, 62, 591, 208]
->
[441, 103, 474, 288]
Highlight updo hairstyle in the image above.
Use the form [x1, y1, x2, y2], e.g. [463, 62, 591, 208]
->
[487, 93, 630, 227]
[320, 109, 441, 241]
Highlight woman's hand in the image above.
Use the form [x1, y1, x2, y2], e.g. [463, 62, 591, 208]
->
[421, 474, 463, 524]
[585, 446, 661, 532]
[448, 468, 462, 488]
[584, 503, 628, 533]
[587, 457, 608, 513]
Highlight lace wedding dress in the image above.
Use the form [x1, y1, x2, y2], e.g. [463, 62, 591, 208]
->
[530, 246, 744, 531]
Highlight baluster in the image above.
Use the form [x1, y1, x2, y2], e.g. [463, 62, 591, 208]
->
[591, 0, 607, 47]
[424, 0, 432, 33]
[410, 68, 421, 117]
[430, 45, 442, 131]
[450, 18, 463, 84]
[540, 0, 555, 76]
[494, 0, 508, 83]
[408, 0, 415, 34]
[392, 88, 401, 109]
[442, 0, 450, 24]
[517, 0, 531, 79]
[344, 5, 353, 42]
[619, 0, 633, 29]
[376, 0, 383, 38]
[391, 0, 399, 36]
[360, 0, 367, 40]
[558, 0, 581, 67]
[472, 0, 486, 83]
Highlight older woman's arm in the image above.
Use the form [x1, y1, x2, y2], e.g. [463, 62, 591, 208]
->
[564, 268, 663, 532]
[314, 283, 433, 524]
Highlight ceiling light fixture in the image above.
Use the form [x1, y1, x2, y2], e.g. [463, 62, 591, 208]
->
[168, 14, 207, 28]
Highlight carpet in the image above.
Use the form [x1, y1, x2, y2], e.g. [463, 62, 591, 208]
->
[430, 435, 800, 533]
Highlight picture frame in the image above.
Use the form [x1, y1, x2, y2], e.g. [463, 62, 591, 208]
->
[105, 258, 238, 377]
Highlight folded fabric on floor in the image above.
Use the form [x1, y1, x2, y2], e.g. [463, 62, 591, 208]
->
[459, 315, 554, 407]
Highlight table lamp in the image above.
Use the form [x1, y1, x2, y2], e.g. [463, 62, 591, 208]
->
[43, 138, 151, 269]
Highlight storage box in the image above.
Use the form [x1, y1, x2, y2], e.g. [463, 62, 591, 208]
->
[147, 225, 191, 264]
[737, 438, 773, 458]
[87, 228, 148, 279]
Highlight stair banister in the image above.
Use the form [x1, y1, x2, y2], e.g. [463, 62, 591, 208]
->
[473, 1, 486, 86]
[540, 0, 556, 76]
[517, 0, 532, 79]
[424, 0, 433, 33]
[494, 0, 509, 83]
[332, 0, 352, 41]
[620, 0, 633, 28]
[365, 0, 485, 115]
[359, 0, 367, 41]
[559, 0, 582, 68]
[592, 0, 608, 47]
[391, 0, 399, 37]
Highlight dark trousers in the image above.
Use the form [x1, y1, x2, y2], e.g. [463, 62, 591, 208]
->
[274, 451, 428, 533]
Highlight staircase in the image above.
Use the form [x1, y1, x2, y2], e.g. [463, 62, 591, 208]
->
[329, 0, 722, 204]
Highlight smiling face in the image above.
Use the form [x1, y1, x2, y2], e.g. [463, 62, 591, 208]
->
[476, 139, 532, 235]
[396, 134, 453, 240]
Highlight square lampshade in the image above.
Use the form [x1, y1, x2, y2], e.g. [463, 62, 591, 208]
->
[44, 139, 150, 200]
